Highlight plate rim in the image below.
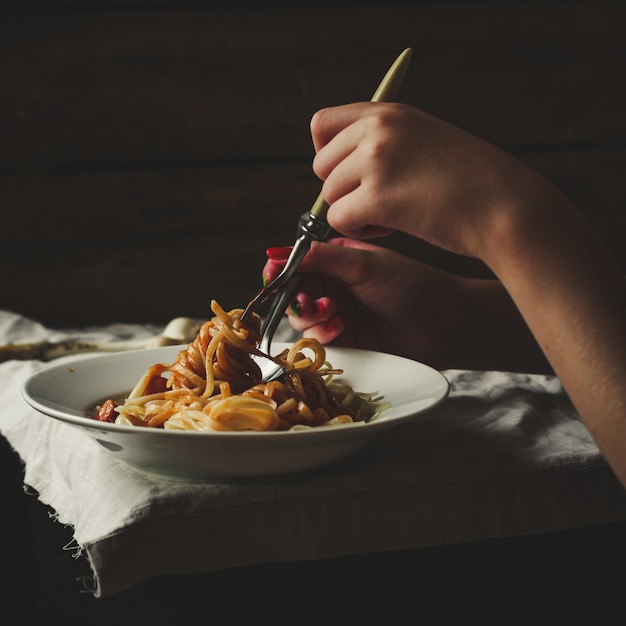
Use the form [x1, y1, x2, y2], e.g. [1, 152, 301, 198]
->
[22, 342, 450, 440]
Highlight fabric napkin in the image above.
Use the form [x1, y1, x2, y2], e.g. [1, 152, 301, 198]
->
[1, 309, 625, 598]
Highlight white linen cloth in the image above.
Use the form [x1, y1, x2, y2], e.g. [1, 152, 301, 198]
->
[1, 309, 625, 598]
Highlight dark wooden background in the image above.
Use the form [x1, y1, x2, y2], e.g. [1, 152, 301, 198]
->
[1, 0, 624, 328]
[1, 2, 626, 622]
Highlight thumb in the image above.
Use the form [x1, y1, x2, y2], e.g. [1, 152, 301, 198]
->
[296, 238, 384, 287]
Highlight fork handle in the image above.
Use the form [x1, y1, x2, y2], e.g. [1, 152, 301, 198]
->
[308, 48, 412, 222]
[309, 191, 328, 220]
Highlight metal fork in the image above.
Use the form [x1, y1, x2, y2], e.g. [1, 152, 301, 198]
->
[253, 213, 332, 381]
[244, 48, 413, 380]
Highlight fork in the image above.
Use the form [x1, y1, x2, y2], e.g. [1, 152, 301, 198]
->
[245, 48, 413, 380]
[253, 213, 325, 381]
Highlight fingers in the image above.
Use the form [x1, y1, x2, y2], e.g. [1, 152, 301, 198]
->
[310, 103, 399, 240]
[311, 109, 364, 220]
[263, 238, 377, 287]
[287, 293, 334, 329]
[311, 103, 381, 201]
[302, 316, 345, 345]
[309, 103, 372, 153]
[262, 239, 376, 345]
[325, 189, 394, 240]
[286, 293, 344, 343]
[263, 246, 292, 285]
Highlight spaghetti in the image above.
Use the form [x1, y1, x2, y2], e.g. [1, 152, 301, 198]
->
[95, 300, 386, 431]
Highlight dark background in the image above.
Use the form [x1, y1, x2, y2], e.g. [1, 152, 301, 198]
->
[1, 0, 624, 327]
[1, 1, 625, 623]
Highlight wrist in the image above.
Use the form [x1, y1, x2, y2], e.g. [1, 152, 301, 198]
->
[479, 176, 577, 279]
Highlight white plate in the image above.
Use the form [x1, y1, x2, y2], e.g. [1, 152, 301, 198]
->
[22, 343, 449, 482]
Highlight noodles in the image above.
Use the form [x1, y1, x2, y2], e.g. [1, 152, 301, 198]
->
[95, 300, 387, 432]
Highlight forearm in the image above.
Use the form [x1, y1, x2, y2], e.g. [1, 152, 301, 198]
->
[484, 185, 626, 484]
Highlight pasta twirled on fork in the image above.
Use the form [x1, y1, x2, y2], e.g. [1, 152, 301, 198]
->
[95, 300, 386, 431]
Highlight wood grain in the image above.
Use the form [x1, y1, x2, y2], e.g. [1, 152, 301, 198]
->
[1, 1, 624, 326]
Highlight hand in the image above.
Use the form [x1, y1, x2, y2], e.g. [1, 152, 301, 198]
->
[268, 101, 626, 488]
[263, 238, 551, 373]
[310, 101, 557, 262]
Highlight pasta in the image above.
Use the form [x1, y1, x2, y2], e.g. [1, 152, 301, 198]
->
[95, 300, 387, 431]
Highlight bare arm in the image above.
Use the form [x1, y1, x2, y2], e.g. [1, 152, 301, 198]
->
[481, 181, 626, 483]
[266, 101, 626, 486]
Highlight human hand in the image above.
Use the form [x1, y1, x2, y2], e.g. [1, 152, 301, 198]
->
[262, 238, 550, 372]
[265, 101, 626, 488]
[310, 102, 556, 262]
